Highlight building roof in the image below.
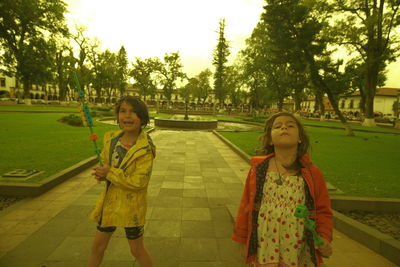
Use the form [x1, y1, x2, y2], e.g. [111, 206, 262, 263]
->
[352, 87, 400, 97]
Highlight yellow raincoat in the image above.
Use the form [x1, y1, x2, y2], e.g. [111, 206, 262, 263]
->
[90, 129, 156, 227]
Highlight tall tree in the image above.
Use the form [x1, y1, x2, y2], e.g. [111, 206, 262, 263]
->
[71, 25, 92, 96]
[156, 52, 186, 103]
[333, 0, 400, 126]
[54, 40, 75, 101]
[213, 18, 230, 105]
[116, 46, 129, 96]
[262, 0, 355, 135]
[239, 23, 283, 111]
[192, 68, 212, 106]
[225, 65, 243, 108]
[181, 78, 197, 119]
[0, 0, 68, 100]
[130, 57, 159, 102]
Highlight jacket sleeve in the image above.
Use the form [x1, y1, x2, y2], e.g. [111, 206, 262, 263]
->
[312, 166, 333, 242]
[232, 165, 252, 244]
[106, 152, 153, 191]
[99, 132, 110, 166]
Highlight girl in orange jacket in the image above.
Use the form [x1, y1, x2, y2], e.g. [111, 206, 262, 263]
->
[232, 112, 333, 267]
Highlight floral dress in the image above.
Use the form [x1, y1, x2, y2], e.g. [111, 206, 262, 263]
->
[255, 172, 314, 267]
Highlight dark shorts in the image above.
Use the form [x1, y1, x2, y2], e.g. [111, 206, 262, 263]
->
[97, 225, 144, 240]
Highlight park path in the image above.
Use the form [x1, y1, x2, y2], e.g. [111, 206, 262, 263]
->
[0, 130, 396, 266]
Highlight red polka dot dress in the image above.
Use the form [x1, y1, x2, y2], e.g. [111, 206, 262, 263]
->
[254, 172, 313, 267]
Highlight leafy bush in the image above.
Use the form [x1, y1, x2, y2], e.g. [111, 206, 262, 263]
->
[242, 116, 268, 124]
[59, 114, 84, 126]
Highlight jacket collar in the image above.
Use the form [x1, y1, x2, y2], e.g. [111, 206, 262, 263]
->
[108, 129, 155, 170]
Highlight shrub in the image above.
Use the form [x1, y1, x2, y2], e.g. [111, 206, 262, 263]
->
[59, 114, 84, 126]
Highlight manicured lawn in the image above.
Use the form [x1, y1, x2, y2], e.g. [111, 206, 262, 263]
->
[218, 128, 400, 199]
[0, 105, 78, 112]
[0, 112, 117, 182]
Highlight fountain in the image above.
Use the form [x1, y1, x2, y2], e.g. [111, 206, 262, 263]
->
[154, 114, 218, 130]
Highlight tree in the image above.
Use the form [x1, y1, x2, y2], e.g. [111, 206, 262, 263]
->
[181, 78, 198, 119]
[97, 50, 118, 103]
[54, 40, 75, 101]
[225, 65, 244, 109]
[0, 0, 68, 100]
[213, 18, 230, 105]
[156, 52, 186, 104]
[261, 0, 356, 135]
[86, 38, 103, 102]
[71, 25, 93, 96]
[192, 68, 212, 106]
[130, 57, 159, 102]
[239, 22, 284, 112]
[116, 46, 129, 96]
[333, 0, 400, 126]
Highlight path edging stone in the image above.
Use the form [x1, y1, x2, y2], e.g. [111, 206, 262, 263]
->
[0, 156, 98, 197]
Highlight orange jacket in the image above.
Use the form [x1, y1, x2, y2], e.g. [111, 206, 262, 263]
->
[232, 153, 333, 267]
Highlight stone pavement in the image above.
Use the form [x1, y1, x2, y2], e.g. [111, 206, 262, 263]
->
[0, 130, 396, 267]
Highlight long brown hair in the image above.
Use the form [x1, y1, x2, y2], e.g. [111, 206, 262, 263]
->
[258, 112, 310, 169]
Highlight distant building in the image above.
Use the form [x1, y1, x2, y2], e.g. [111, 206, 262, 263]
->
[300, 88, 400, 116]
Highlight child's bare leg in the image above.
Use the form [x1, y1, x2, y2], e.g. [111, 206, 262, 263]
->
[87, 231, 113, 267]
[127, 236, 153, 267]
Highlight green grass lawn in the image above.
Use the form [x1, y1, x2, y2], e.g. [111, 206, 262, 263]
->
[0, 112, 117, 182]
[0, 105, 79, 112]
[218, 128, 400, 199]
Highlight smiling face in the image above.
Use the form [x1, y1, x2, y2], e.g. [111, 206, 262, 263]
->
[270, 115, 301, 148]
[118, 101, 142, 133]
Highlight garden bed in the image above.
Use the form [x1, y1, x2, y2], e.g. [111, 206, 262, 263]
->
[339, 210, 400, 241]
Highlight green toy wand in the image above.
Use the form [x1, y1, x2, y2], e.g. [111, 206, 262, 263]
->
[74, 72, 103, 168]
[294, 204, 324, 246]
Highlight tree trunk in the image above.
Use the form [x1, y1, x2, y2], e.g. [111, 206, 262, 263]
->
[359, 87, 366, 114]
[362, 62, 378, 127]
[278, 97, 284, 112]
[23, 81, 32, 105]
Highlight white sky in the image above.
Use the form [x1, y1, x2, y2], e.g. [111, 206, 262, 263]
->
[64, 0, 400, 88]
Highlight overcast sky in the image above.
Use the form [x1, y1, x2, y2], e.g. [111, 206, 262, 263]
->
[64, 0, 400, 88]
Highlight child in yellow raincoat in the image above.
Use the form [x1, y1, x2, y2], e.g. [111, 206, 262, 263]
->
[88, 96, 156, 267]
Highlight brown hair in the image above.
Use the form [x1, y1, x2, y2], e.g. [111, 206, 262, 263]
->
[258, 112, 310, 168]
[115, 96, 149, 127]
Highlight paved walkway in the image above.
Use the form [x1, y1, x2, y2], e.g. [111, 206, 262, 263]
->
[0, 130, 396, 267]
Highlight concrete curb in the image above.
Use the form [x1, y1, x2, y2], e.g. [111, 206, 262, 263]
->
[0, 156, 98, 197]
[333, 210, 400, 265]
[212, 130, 252, 163]
[212, 130, 400, 265]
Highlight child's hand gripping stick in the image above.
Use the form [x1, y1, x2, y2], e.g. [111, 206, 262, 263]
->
[294, 204, 324, 246]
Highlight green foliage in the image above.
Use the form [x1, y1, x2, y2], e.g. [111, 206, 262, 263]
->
[156, 52, 186, 101]
[242, 116, 268, 124]
[116, 46, 129, 95]
[213, 19, 230, 104]
[130, 57, 159, 101]
[331, 0, 400, 118]
[59, 114, 84, 126]
[192, 69, 213, 105]
[0, 0, 68, 98]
